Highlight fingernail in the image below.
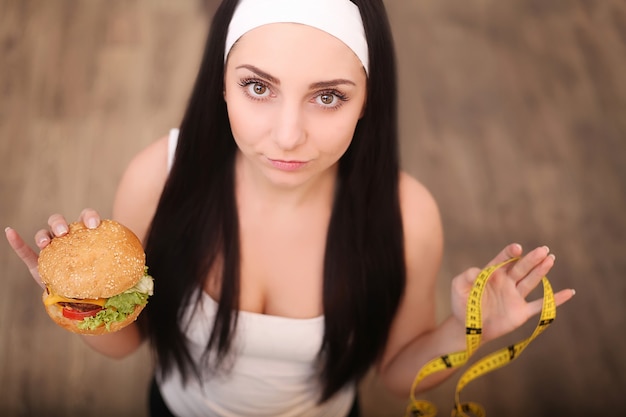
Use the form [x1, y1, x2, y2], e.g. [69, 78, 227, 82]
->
[571, 289, 576, 296]
[548, 253, 556, 261]
[54, 224, 68, 235]
[86, 218, 98, 229]
[4, 226, 11, 233]
[544, 246, 550, 254]
[38, 236, 49, 245]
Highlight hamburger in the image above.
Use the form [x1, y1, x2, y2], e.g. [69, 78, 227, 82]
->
[37, 219, 153, 335]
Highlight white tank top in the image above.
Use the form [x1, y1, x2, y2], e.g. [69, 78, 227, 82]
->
[158, 129, 356, 417]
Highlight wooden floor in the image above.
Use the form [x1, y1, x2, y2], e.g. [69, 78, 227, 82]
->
[1, 0, 625, 416]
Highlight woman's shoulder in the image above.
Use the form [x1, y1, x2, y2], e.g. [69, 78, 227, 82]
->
[398, 171, 443, 259]
[112, 134, 171, 242]
[126, 134, 171, 176]
[398, 171, 441, 227]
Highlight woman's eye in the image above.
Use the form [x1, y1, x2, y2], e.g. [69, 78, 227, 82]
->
[247, 82, 269, 97]
[315, 91, 348, 109]
[319, 94, 335, 105]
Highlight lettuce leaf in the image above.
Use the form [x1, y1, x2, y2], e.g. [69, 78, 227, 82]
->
[127, 270, 154, 296]
[77, 271, 153, 331]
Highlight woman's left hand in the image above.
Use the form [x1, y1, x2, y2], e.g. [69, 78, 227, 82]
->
[450, 244, 575, 343]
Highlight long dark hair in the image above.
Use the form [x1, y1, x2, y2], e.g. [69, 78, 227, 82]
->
[143, 0, 404, 402]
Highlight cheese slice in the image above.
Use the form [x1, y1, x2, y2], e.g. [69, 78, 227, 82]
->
[44, 294, 107, 307]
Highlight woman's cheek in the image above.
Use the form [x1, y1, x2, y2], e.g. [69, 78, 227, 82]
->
[228, 104, 264, 146]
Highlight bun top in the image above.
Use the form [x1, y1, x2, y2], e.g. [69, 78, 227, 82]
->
[38, 219, 146, 299]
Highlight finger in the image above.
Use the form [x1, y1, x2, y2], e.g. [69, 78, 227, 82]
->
[525, 288, 576, 317]
[484, 243, 523, 268]
[78, 208, 101, 229]
[34, 229, 53, 249]
[554, 288, 576, 308]
[48, 213, 69, 237]
[464, 267, 482, 284]
[5, 227, 45, 288]
[510, 246, 550, 278]
[515, 251, 555, 297]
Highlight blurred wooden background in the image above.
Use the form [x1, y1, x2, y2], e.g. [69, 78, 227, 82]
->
[1, 0, 624, 416]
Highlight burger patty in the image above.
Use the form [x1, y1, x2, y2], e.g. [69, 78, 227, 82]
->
[59, 302, 103, 312]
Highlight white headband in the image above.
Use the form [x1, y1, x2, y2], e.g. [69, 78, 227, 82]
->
[225, 0, 369, 74]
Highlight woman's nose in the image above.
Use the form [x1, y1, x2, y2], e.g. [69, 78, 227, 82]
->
[272, 102, 306, 150]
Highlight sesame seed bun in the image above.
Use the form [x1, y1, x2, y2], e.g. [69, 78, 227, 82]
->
[38, 219, 146, 299]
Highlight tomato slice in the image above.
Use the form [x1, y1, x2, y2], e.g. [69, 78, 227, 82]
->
[62, 305, 103, 320]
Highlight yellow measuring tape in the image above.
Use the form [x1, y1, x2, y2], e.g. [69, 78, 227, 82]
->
[405, 257, 556, 417]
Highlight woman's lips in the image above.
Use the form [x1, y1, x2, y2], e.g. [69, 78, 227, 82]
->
[267, 158, 309, 171]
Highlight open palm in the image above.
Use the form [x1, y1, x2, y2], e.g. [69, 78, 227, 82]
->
[450, 244, 575, 343]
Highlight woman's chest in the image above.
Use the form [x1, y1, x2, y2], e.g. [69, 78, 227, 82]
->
[207, 214, 329, 319]
[244, 217, 327, 317]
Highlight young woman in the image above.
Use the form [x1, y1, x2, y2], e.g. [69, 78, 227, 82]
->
[5, 0, 575, 416]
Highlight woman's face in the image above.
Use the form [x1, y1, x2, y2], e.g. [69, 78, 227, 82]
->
[224, 23, 367, 189]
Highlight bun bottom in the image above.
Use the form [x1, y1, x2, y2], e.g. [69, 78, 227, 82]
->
[42, 292, 145, 335]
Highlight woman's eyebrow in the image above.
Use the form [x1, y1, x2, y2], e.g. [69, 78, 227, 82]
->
[235, 64, 356, 89]
[309, 79, 356, 89]
[236, 64, 279, 84]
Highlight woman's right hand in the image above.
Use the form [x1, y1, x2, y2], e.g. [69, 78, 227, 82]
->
[5, 208, 102, 289]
